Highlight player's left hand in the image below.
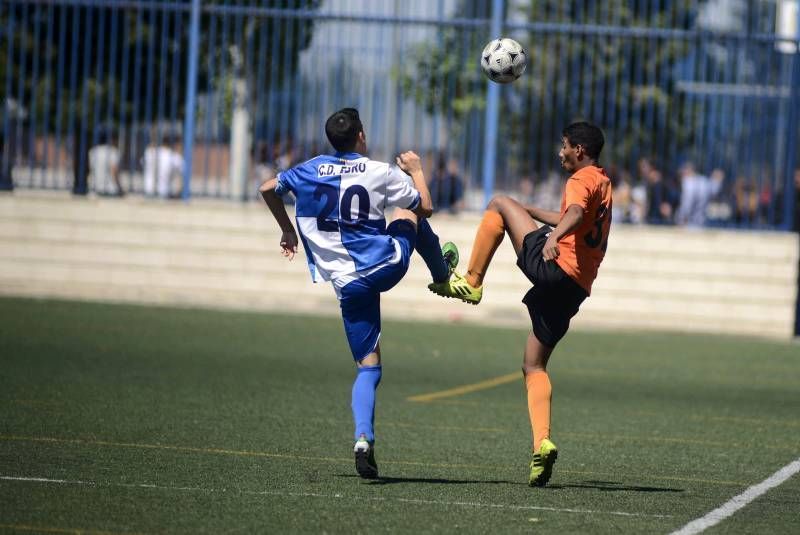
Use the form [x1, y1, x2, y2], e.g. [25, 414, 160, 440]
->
[542, 234, 560, 261]
[280, 231, 298, 260]
[396, 151, 422, 175]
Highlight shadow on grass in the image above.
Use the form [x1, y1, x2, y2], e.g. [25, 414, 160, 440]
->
[335, 475, 683, 492]
[335, 474, 522, 486]
[546, 480, 684, 493]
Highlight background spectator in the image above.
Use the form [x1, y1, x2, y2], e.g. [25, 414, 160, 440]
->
[516, 174, 535, 204]
[640, 158, 677, 225]
[607, 164, 633, 223]
[0, 131, 11, 190]
[88, 128, 124, 197]
[794, 169, 800, 232]
[704, 168, 732, 225]
[252, 140, 276, 186]
[429, 153, 464, 214]
[676, 161, 722, 227]
[531, 170, 562, 212]
[733, 175, 759, 225]
[143, 131, 184, 199]
[274, 137, 296, 173]
[757, 172, 775, 224]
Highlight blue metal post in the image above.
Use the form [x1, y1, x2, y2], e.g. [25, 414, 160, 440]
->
[0, 3, 15, 190]
[784, 27, 800, 232]
[481, 0, 504, 207]
[182, 0, 201, 201]
[789, 10, 800, 337]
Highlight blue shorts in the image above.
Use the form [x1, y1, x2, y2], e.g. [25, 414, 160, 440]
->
[338, 219, 416, 361]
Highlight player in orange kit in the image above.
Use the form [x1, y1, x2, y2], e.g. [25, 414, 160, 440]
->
[429, 121, 612, 486]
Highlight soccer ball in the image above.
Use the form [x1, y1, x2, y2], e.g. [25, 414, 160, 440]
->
[480, 38, 527, 83]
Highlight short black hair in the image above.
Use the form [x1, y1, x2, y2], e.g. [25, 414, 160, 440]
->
[325, 108, 363, 152]
[95, 127, 111, 145]
[252, 140, 270, 163]
[562, 121, 604, 161]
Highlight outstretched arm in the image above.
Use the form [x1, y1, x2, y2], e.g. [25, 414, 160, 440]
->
[541, 204, 584, 261]
[396, 151, 433, 218]
[259, 178, 299, 260]
[524, 204, 561, 227]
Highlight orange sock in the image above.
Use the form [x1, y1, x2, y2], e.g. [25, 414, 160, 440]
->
[465, 210, 505, 288]
[525, 370, 552, 452]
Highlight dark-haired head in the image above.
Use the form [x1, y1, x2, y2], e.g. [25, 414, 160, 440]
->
[325, 108, 364, 153]
[96, 128, 110, 146]
[253, 140, 270, 164]
[562, 122, 604, 161]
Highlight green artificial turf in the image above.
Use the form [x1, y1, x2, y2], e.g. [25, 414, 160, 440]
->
[1, 297, 798, 533]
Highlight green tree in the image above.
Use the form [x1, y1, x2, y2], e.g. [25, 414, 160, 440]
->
[0, 0, 320, 192]
[398, 0, 699, 181]
[398, 2, 490, 118]
[514, 0, 698, 172]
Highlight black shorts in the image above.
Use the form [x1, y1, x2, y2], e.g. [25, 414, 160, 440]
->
[516, 226, 588, 348]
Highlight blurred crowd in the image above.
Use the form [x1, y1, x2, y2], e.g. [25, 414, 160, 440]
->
[520, 157, 799, 230]
[6, 127, 798, 232]
[607, 158, 798, 229]
[86, 128, 185, 199]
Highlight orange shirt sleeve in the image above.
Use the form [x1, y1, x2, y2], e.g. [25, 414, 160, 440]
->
[563, 175, 592, 213]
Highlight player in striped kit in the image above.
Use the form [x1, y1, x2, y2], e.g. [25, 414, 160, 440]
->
[259, 108, 457, 479]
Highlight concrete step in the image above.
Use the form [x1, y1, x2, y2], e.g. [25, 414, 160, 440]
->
[2, 219, 795, 286]
[2, 192, 795, 259]
[3, 237, 793, 307]
[2, 254, 785, 325]
[1, 191, 798, 339]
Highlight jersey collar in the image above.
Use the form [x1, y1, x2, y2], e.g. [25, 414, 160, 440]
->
[334, 151, 364, 160]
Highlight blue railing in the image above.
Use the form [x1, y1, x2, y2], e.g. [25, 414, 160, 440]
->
[1, 0, 799, 229]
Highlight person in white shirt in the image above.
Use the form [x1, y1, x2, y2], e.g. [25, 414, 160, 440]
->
[88, 130, 124, 196]
[143, 134, 184, 198]
[676, 161, 722, 227]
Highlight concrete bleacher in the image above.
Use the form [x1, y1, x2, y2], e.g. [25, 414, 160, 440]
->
[1, 191, 798, 339]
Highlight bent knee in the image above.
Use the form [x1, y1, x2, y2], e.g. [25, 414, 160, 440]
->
[358, 347, 381, 367]
[487, 194, 513, 212]
[393, 208, 419, 228]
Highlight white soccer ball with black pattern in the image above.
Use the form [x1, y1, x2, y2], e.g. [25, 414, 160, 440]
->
[480, 38, 527, 83]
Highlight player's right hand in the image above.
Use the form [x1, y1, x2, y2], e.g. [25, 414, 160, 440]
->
[542, 233, 560, 261]
[396, 151, 422, 175]
[280, 231, 298, 260]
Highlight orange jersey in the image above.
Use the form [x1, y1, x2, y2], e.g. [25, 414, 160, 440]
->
[554, 165, 612, 294]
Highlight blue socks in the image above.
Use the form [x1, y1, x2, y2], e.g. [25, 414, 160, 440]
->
[348, 221, 446, 442]
[416, 219, 449, 283]
[351, 365, 382, 442]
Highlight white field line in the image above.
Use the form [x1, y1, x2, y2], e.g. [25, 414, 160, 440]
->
[0, 475, 671, 519]
[1, 476, 85, 484]
[669, 457, 800, 535]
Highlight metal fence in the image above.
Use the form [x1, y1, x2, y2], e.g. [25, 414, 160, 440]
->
[2, 0, 799, 229]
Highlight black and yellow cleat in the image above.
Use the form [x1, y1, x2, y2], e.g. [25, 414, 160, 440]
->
[529, 438, 558, 487]
[428, 272, 483, 305]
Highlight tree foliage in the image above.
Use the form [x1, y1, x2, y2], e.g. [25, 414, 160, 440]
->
[1, 1, 320, 132]
[398, 0, 701, 175]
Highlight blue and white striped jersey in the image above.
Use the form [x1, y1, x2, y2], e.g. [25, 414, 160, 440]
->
[275, 152, 421, 284]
